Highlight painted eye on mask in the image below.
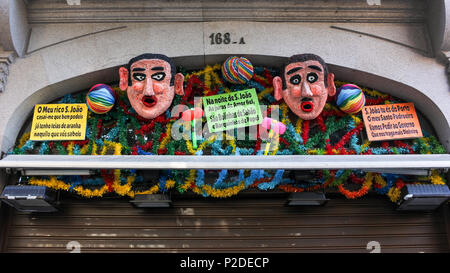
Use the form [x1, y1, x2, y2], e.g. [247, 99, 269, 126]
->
[289, 75, 301, 85]
[151, 72, 166, 81]
[306, 73, 318, 83]
[133, 73, 146, 81]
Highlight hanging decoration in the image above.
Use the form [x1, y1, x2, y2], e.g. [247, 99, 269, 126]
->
[221, 56, 254, 84]
[335, 83, 366, 115]
[86, 84, 116, 114]
[12, 59, 447, 201]
[272, 53, 336, 120]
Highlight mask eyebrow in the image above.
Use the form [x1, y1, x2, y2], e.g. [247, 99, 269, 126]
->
[308, 65, 322, 72]
[287, 67, 302, 75]
[151, 66, 165, 71]
[132, 67, 146, 72]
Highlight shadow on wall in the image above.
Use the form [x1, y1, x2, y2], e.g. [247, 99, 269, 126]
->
[1, 54, 448, 153]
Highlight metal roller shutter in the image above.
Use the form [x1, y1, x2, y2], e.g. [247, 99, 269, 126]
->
[1, 193, 449, 253]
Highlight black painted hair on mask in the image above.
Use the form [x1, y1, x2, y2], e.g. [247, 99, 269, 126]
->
[281, 53, 329, 89]
[127, 53, 176, 86]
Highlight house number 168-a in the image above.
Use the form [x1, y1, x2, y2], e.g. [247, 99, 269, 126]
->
[209, 33, 246, 45]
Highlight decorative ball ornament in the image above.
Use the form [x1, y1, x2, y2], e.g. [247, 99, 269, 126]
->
[335, 84, 366, 115]
[221, 56, 254, 84]
[86, 84, 116, 114]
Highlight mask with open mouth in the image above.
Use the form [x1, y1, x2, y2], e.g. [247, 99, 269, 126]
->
[300, 98, 314, 112]
[142, 96, 158, 108]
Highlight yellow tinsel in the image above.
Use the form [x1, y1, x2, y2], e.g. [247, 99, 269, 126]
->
[186, 134, 218, 155]
[18, 132, 31, 149]
[73, 185, 109, 198]
[388, 187, 402, 202]
[80, 144, 89, 155]
[29, 176, 71, 191]
[374, 174, 387, 188]
[295, 118, 303, 136]
[430, 170, 446, 185]
[280, 103, 289, 125]
[67, 141, 74, 155]
[159, 125, 172, 150]
[195, 181, 245, 198]
[132, 184, 160, 197]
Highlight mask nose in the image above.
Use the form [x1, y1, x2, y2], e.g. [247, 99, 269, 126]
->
[301, 82, 313, 97]
[143, 77, 155, 96]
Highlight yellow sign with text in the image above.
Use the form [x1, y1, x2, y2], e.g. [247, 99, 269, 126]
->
[30, 104, 88, 141]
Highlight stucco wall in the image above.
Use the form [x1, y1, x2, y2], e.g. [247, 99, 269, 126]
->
[0, 21, 449, 152]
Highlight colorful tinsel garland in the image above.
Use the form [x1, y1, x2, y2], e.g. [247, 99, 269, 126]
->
[12, 64, 448, 200]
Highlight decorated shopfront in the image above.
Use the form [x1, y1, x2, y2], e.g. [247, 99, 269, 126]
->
[8, 53, 448, 202]
[0, 0, 449, 253]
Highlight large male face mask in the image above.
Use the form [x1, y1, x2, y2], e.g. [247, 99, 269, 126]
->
[119, 54, 184, 119]
[273, 54, 336, 120]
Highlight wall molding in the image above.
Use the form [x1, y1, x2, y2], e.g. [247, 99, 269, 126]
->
[0, 49, 15, 93]
[26, 0, 426, 24]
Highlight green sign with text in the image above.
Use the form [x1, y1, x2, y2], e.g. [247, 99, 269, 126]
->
[203, 88, 262, 133]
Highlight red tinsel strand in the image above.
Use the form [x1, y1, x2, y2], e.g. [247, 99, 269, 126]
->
[157, 148, 168, 155]
[279, 137, 290, 148]
[100, 170, 114, 192]
[139, 120, 155, 135]
[141, 140, 153, 151]
[209, 86, 219, 96]
[325, 139, 334, 155]
[262, 69, 274, 87]
[302, 120, 310, 145]
[395, 178, 405, 189]
[252, 75, 269, 88]
[254, 138, 262, 155]
[158, 132, 167, 142]
[182, 77, 194, 101]
[366, 97, 389, 105]
[96, 119, 103, 139]
[332, 123, 363, 150]
[316, 114, 327, 132]
[321, 110, 346, 119]
[266, 107, 272, 117]
[250, 177, 273, 188]
[394, 140, 415, 154]
[73, 140, 89, 146]
[350, 173, 365, 184]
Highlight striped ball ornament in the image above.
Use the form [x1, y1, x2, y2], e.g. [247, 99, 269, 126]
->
[335, 84, 366, 115]
[86, 84, 116, 114]
[221, 56, 254, 84]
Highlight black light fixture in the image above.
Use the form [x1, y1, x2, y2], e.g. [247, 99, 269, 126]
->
[0, 185, 58, 213]
[130, 194, 172, 208]
[287, 192, 329, 206]
[397, 184, 450, 211]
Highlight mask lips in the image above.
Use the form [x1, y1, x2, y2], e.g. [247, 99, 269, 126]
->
[300, 98, 314, 112]
[142, 95, 158, 108]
